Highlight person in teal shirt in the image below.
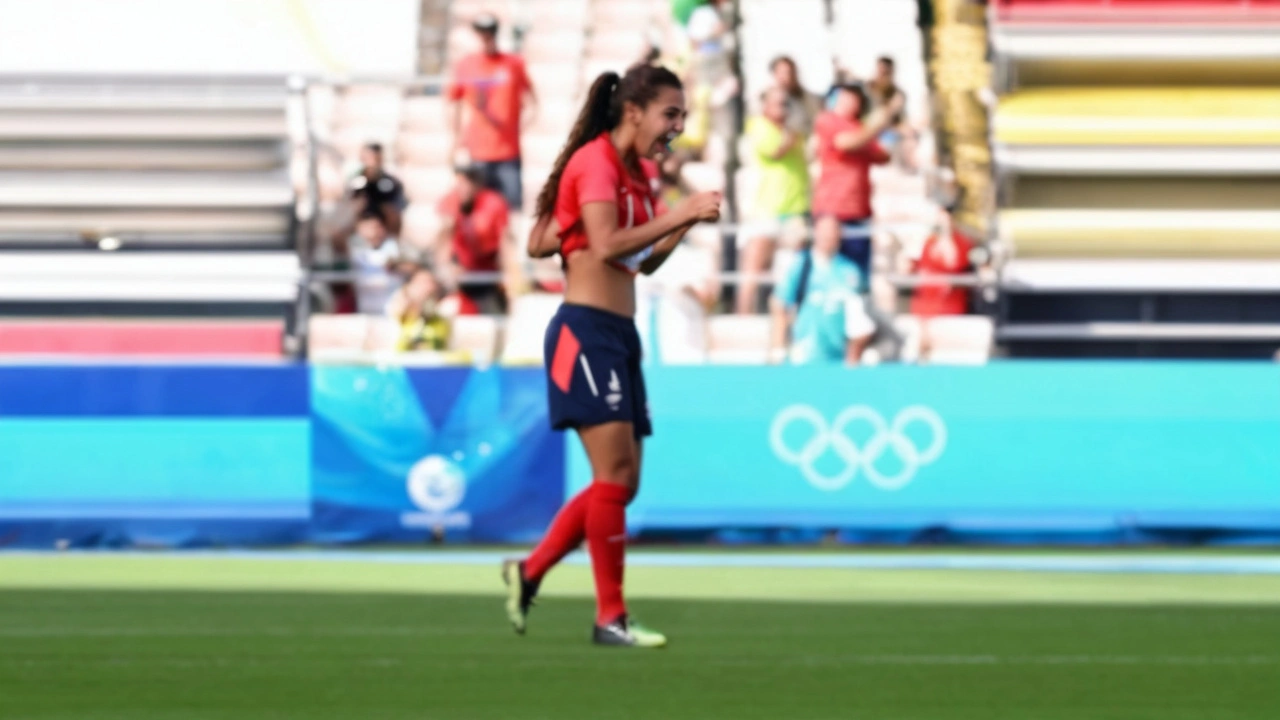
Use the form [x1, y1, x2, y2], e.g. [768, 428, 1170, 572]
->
[770, 216, 876, 365]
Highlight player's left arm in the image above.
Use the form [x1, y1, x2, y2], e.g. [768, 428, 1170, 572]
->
[638, 226, 690, 275]
[639, 197, 692, 274]
[527, 214, 560, 258]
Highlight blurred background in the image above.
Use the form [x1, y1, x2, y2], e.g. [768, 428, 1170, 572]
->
[2, 0, 1280, 548]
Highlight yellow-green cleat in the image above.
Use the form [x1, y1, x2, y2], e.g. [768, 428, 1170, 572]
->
[592, 615, 667, 648]
[501, 559, 538, 635]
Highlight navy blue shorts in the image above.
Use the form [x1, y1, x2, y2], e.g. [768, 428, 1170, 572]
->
[838, 219, 871, 293]
[544, 303, 651, 440]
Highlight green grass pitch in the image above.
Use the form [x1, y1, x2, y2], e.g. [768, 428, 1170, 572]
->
[2, 554, 1279, 719]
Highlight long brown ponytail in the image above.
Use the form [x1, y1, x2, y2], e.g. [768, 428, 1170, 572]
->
[533, 64, 683, 220]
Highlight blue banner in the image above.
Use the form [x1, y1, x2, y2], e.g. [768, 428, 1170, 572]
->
[568, 363, 1280, 535]
[0, 364, 311, 547]
[4, 361, 1279, 547]
[310, 366, 564, 543]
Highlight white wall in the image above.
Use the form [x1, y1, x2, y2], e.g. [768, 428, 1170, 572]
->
[0, 0, 420, 76]
[741, 0, 834, 105]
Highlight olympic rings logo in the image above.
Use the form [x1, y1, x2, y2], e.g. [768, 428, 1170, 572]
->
[768, 405, 947, 492]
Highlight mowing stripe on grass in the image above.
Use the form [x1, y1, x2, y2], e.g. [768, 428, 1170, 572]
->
[4, 554, 1280, 605]
[6, 549, 1280, 574]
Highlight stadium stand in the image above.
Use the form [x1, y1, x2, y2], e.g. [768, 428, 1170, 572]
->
[989, 0, 1280, 358]
[0, 75, 299, 357]
[301, 0, 996, 366]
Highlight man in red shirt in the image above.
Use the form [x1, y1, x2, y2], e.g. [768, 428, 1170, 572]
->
[435, 164, 512, 315]
[446, 13, 539, 212]
[812, 83, 896, 290]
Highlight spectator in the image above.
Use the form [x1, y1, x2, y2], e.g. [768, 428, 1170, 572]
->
[911, 206, 975, 319]
[446, 12, 539, 211]
[685, 0, 738, 143]
[388, 267, 452, 352]
[770, 215, 875, 365]
[658, 153, 691, 209]
[434, 163, 511, 315]
[637, 240, 719, 365]
[738, 86, 810, 314]
[812, 82, 897, 288]
[348, 142, 406, 236]
[768, 56, 823, 137]
[867, 56, 913, 165]
[349, 212, 414, 314]
[868, 57, 906, 116]
[671, 0, 703, 27]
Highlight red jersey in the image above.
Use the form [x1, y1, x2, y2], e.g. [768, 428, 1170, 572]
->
[555, 133, 664, 274]
[813, 111, 890, 220]
[446, 52, 532, 162]
[436, 187, 509, 272]
[911, 230, 974, 318]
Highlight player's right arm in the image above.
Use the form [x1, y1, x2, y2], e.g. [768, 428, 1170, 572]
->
[582, 192, 720, 263]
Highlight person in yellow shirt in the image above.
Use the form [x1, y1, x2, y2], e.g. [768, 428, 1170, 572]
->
[737, 86, 811, 314]
[387, 267, 451, 352]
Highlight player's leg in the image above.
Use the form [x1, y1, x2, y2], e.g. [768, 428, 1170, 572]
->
[504, 483, 590, 634]
[503, 308, 592, 633]
[578, 421, 663, 647]
[583, 345, 664, 647]
[578, 420, 638, 623]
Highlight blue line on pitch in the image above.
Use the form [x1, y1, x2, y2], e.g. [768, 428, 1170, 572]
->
[9, 550, 1280, 575]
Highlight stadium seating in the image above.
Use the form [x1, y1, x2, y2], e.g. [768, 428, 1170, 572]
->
[989, 0, 1280, 358]
[0, 75, 298, 357]
[308, 312, 501, 365]
[706, 315, 771, 364]
[295, 0, 987, 366]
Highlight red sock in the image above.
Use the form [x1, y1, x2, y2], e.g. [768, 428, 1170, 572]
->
[525, 485, 593, 582]
[586, 481, 634, 626]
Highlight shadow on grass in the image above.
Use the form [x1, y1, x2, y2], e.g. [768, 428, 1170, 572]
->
[1, 589, 1278, 720]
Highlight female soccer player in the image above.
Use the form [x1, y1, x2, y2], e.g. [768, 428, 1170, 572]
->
[502, 64, 721, 648]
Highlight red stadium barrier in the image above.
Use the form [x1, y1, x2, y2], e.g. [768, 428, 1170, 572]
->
[0, 320, 284, 357]
[994, 0, 1280, 23]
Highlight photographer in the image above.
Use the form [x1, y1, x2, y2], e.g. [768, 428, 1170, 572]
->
[348, 142, 406, 236]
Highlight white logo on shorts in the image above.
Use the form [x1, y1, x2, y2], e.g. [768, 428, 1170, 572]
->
[606, 370, 623, 410]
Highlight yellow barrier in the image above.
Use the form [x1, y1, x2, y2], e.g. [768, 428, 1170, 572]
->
[1001, 209, 1280, 258]
[996, 87, 1280, 145]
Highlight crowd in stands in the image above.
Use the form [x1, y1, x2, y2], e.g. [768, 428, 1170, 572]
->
[305, 0, 986, 366]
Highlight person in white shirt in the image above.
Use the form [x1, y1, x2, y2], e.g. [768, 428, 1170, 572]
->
[348, 212, 414, 314]
[635, 237, 718, 364]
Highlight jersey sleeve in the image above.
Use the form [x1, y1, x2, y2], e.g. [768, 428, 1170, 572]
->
[573, 148, 620, 206]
